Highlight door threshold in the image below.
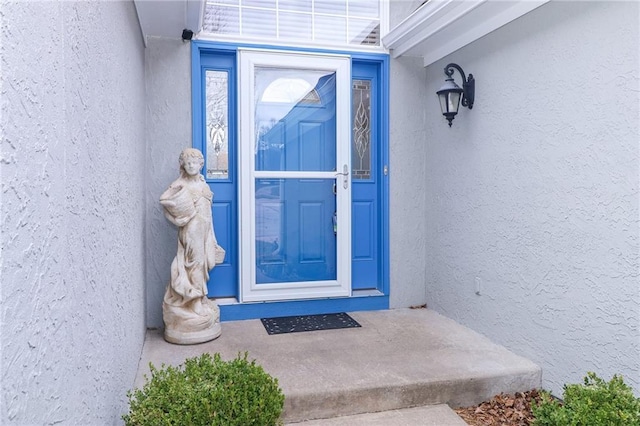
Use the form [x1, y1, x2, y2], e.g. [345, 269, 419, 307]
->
[212, 292, 389, 321]
[213, 289, 383, 306]
[352, 289, 384, 297]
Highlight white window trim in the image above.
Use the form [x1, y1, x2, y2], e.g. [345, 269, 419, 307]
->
[196, 32, 388, 53]
[382, 0, 549, 67]
[195, 1, 390, 53]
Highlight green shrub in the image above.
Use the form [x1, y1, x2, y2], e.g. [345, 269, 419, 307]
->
[533, 372, 640, 426]
[123, 352, 285, 426]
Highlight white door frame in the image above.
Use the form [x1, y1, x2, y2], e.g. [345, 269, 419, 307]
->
[238, 49, 352, 303]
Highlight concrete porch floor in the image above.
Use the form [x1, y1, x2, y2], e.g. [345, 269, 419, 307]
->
[135, 308, 541, 424]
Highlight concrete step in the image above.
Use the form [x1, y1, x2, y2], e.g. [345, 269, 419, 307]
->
[136, 308, 540, 423]
[285, 404, 468, 425]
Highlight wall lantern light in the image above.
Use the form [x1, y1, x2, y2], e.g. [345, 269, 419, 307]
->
[436, 63, 475, 127]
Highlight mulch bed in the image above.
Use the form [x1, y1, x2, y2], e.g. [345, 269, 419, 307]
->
[455, 389, 543, 425]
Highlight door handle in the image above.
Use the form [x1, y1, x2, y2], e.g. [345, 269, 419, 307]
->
[335, 164, 349, 189]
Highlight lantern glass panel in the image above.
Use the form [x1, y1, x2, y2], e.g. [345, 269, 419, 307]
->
[438, 93, 448, 114]
[447, 91, 461, 113]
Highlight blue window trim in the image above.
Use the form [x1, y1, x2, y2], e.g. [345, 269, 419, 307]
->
[191, 40, 390, 321]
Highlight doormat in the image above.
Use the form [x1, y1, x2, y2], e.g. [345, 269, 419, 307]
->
[260, 313, 361, 335]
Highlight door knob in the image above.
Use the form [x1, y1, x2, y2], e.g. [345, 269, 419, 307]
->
[335, 164, 349, 189]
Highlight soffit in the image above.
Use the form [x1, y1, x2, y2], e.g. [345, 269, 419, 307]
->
[382, 0, 549, 67]
[134, 0, 205, 43]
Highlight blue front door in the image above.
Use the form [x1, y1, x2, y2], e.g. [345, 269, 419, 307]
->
[254, 73, 337, 284]
[194, 43, 388, 315]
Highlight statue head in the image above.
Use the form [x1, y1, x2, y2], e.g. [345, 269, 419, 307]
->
[178, 148, 204, 178]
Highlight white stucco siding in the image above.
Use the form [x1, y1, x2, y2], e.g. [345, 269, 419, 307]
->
[389, 55, 429, 308]
[144, 38, 193, 329]
[389, 0, 424, 28]
[1, 1, 146, 424]
[422, 1, 639, 395]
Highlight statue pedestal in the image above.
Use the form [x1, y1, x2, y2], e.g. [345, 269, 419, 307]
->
[162, 297, 222, 345]
[164, 321, 221, 345]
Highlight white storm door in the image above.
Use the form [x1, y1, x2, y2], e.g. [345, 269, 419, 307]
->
[239, 50, 352, 303]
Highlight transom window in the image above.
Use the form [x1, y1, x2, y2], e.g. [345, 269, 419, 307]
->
[202, 0, 384, 48]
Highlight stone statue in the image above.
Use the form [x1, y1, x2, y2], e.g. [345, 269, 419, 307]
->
[160, 148, 225, 344]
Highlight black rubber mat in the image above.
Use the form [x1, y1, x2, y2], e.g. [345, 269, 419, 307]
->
[260, 312, 361, 335]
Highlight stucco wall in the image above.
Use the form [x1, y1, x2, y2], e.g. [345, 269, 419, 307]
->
[1, 1, 147, 423]
[387, 0, 430, 310]
[422, 1, 639, 395]
[389, 0, 424, 28]
[388, 54, 429, 308]
[145, 38, 193, 328]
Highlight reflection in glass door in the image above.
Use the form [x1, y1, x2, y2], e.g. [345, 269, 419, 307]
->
[239, 50, 351, 302]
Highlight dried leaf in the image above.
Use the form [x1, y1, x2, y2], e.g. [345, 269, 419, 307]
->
[454, 389, 542, 426]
